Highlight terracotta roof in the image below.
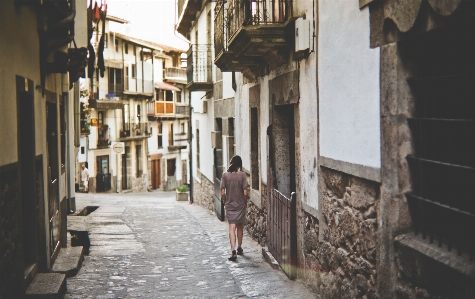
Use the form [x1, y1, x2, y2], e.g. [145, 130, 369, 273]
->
[112, 32, 187, 53]
[155, 81, 181, 92]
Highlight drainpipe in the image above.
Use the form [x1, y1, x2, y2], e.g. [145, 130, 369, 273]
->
[188, 89, 193, 203]
[142, 47, 145, 93]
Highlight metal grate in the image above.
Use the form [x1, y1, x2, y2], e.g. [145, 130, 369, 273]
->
[407, 73, 475, 260]
[267, 186, 297, 279]
[186, 44, 213, 85]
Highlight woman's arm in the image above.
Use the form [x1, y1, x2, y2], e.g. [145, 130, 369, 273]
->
[221, 188, 226, 202]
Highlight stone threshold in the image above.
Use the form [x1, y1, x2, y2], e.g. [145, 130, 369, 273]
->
[395, 233, 475, 277]
[25, 273, 66, 299]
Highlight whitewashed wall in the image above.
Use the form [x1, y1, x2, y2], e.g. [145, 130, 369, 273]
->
[318, 0, 380, 169]
[191, 92, 214, 181]
[234, 78, 250, 172]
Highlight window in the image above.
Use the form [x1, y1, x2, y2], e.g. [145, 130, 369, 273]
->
[136, 104, 141, 124]
[104, 33, 108, 48]
[176, 91, 182, 103]
[166, 90, 173, 102]
[115, 39, 119, 52]
[196, 128, 200, 169]
[180, 122, 185, 134]
[131, 64, 136, 78]
[125, 42, 128, 54]
[108, 68, 123, 94]
[167, 159, 176, 177]
[123, 104, 130, 134]
[136, 145, 142, 178]
[251, 109, 259, 190]
[98, 111, 104, 126]
[157, 123, 163, 148]
[168, 123, 174, 146]
[81, 146, 85, 154]
[125, 66, 129, 78]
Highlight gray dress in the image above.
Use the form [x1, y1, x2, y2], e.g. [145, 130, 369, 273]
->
[221, 171, 249, 224]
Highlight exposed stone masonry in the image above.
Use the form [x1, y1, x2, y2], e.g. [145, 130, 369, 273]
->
[302, 167, 380, 298]
[245, 182, 268, 247]
[193, 169, 214, 212]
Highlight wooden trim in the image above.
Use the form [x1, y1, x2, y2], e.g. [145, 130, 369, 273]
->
[150, 154, 162, 160]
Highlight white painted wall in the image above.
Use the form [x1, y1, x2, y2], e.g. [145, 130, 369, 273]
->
[191, 92, 214, 181]
[318, 0, 381, 169]
[235, 80, 250, 172]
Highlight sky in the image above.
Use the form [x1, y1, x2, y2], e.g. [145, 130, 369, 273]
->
[106, 0, 189, 50]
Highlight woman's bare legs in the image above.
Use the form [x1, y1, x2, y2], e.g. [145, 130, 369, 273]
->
[236, 224, 243, 248]
[229, 223, 237, 250]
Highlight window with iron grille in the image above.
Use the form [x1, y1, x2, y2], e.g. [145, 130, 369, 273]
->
[405, 28, 475, 260]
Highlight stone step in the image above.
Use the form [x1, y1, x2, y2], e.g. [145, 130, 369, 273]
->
[25, 273, 66, 299]
[51, 246, 84, 277]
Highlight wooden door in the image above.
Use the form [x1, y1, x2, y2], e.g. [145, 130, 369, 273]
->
[151, 159, 161, 189]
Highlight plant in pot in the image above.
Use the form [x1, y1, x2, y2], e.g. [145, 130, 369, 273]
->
[176, 184, 189, 201]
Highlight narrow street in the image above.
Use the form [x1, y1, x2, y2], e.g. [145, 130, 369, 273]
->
[65, 191, 315, 299]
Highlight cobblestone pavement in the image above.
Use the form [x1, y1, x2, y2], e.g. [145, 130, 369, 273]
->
[65, 191, 315, 299]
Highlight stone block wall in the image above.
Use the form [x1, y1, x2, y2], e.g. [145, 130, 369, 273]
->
[302, 167, 380, 298]
[245, 182, 267, 246]
[0, 164, 23, 298]
[193, 169, 214, 211]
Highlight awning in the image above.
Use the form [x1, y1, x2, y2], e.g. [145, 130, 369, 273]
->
[155, 81, 181, 92]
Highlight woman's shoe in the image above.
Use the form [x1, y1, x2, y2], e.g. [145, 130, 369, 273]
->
[228, 250, 237, 261]
[237, 247, 243, 255]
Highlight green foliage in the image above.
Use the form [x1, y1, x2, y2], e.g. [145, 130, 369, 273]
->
[176, 185, 189, 192]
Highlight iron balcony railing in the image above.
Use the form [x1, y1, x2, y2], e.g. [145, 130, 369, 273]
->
[120, 122, 150, 138]
[108, 83, 124, 96]
[215, 0, 291, 55]
[187, 44, 213, 85]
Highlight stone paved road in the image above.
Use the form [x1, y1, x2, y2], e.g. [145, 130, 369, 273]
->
[65, 191, 315, 299]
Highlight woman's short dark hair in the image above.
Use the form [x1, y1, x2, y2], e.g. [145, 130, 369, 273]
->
[227, 155, 242, 172]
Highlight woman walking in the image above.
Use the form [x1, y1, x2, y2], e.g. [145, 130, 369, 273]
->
[221, 155, 249, 261]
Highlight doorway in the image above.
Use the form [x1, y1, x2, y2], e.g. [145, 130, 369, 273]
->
[151, 157, 161, 189]
[17, 77, 37, 272]
[122, 146, 129, 190]
[96, 155, 110, 192]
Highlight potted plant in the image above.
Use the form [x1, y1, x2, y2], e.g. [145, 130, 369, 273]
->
[176, 184, 189, 201]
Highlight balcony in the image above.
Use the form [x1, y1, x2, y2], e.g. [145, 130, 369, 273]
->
[187, 44, 213, 91]
[176, 0, 203, 37]
[164, 67, 187, 83]
[147, 101, 189, 119]
[214, 0, 293, 80]
[119, 123, 151, 141]
[97, 124, 110, 148]
[123, 77, 154, 98]
[108, 83, 124, 97]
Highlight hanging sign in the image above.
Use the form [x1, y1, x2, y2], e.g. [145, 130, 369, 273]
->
[111, 142, 125, 154]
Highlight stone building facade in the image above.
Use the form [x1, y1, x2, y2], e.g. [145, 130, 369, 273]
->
[177, 0, 475, 297]
[0, 0, 91, 297]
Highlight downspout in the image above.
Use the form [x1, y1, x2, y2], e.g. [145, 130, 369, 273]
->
[188, 89, 193, 203]
[142, 47, 145, 93]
